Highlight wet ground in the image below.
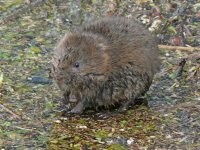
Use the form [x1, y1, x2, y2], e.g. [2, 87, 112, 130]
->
[0, 0, 199, 149]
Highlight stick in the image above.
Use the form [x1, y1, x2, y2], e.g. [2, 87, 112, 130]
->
[158, 45, 200, 51]
[10, 126, 33, 131]
[0, 103, 21, 120]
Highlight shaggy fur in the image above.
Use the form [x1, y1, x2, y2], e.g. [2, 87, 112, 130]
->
[51, 17, 160, 113]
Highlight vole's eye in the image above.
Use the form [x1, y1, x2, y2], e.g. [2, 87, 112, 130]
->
[74, 62, 79, 68]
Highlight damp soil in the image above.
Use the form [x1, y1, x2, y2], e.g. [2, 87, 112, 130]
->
[0, 0, 199, 149]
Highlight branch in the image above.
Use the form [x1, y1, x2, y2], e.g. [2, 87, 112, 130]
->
[158, 45, 200, 51]
[0, 103, 21, 120]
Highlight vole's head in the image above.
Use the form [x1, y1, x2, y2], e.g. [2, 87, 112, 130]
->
[51, 33, 110, 91]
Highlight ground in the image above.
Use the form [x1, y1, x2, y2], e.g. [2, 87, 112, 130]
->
[0, 0, 199, 149]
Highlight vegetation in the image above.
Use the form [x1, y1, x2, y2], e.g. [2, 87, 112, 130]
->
[0, 0, 199, 149]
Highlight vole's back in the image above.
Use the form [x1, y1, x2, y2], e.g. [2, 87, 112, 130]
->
[81, 17, 159, 77]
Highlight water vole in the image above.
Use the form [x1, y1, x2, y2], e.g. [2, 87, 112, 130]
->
[51, 17, 160, 113]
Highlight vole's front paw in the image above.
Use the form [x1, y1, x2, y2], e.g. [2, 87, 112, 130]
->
[69, 108, 83, 114]
[69, 101, 85, 114]
[117, 102, 129, 112]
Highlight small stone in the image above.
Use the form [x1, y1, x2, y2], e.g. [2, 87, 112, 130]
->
[127, 138, 134, 145]
[54, 120, 61, 123]
[27, 76, 52, 84]
[76, 125, 87, 129]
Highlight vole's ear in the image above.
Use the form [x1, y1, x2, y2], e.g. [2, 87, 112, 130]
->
[57, 32, 72, 48]
[54, 33, 70, 56]
[63, 33, 71, 39]
[56, 33, 73, 63]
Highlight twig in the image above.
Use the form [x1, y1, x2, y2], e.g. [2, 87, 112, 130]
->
[9, 125, 45, 135]
[0, 103, 21, 120]
[158, 45, 200, 51]
[10, 126, 33, 131]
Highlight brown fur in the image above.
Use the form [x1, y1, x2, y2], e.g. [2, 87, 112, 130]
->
[51, 17, 160, 113]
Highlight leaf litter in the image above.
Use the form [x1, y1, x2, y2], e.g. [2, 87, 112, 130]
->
[0, 0, 199, 149]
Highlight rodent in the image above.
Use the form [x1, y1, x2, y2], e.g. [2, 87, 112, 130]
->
[50, 17, 160, 114]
